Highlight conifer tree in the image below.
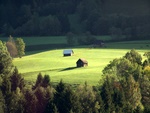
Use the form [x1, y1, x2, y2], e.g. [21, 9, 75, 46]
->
[54, 79, 67, 113]
[42, 74, 50, 88]
[10, 67, 25, 91]
[8, 87, 25, 113]
[100, 76, 115, 113]
[54, 79, 83, 113]
[122, 75, 143, 111]
[138, 75, 150, 108]
[33, 73, 43, 90]
[76, 82, 100, 113]
[24, 90, 38, 113]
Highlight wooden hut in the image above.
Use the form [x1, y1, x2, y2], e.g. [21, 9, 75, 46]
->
[63, 49, 74, 56]
[76, 58, 88, 67]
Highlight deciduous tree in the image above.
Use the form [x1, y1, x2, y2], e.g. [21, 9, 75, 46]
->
[15, 38, 25, 58]
[0, 40, 13, 76]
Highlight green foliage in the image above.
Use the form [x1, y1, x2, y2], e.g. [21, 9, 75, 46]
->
[138, 75, 150, 107]
[33, 73, 43, 89]
[44, 99, 58, 113]
[66, 32, 75, 45]
[15, 38, 25, 58]
[0, 0, 150, 39]
[7, 88, 25, 113]
[34, 86, 49, 113]
[76, 82, 100, 113]
[103, 50, 143, 81]
[33, 73, 50, 89]
[24, 90, 38, 113]
[0, 90, 5, 113]
[122, 75, 142, 110]
[54, 79, 83, 113]
[0, 44, 150, 112]
[124, 49, 142, 65]
[109, 27, 123, 40]
[10, 67, 25, 91]
[143, 52, 150, 67]
[0, 40, 13, 76]
[42, 75, 50, 87]
[100, 76, 115, 112]
[101, 49, 148, 112]
[143, 66, 150, 80]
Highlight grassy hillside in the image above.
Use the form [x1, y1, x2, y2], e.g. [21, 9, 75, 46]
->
[13, 40, 150, 86]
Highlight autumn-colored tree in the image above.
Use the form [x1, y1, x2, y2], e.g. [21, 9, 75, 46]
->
[6, 35, 18, 58]
[6, 41, 18, 58]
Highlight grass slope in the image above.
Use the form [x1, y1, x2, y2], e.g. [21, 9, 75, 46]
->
[14, 42, 149, 86]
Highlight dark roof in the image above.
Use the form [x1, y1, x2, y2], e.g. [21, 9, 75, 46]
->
[77, 58, 88, 63]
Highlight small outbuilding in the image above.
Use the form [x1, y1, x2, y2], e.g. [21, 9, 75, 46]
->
[76, 58, 88, 67]
[63, 49, 74, 56]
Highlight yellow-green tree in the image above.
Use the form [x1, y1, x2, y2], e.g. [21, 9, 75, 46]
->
[15, 38, 25, 58]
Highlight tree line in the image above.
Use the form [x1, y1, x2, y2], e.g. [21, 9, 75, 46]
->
[0, 39, 150, 112]
[0, 0, 150, 41]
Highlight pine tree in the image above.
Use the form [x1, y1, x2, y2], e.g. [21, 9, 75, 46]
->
[10, 67, 25, 91]
[8, 88, 25, 113]
[24, 90, 38, 113]
[41, 74, 50, 88]
[76, 82, 100, 113]
[138, 75, 150, 108]
[122, 75, 143, 110]
[54, 79, 67, 113]
[32, 73, 43, 90]
[100, 76, 115, 113]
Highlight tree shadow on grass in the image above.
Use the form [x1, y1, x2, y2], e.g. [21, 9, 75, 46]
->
[59, 66, 78, 72]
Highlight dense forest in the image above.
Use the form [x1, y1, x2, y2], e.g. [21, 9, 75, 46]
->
[0, 40, 150, 113]
[0, 0, 150, 40]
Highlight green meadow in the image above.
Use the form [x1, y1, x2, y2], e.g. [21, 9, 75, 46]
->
[13, 39, 150, 86]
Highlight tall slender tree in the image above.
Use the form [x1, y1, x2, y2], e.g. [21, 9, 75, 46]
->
[15, 38, 25, 58]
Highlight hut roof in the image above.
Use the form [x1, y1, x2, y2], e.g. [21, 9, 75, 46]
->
[77, 58, 88, 64]
[63, 49, 74, 54]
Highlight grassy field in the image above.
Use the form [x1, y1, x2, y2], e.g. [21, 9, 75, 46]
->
[2, 36, 148, 86]
[13, 39, 150, 86]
